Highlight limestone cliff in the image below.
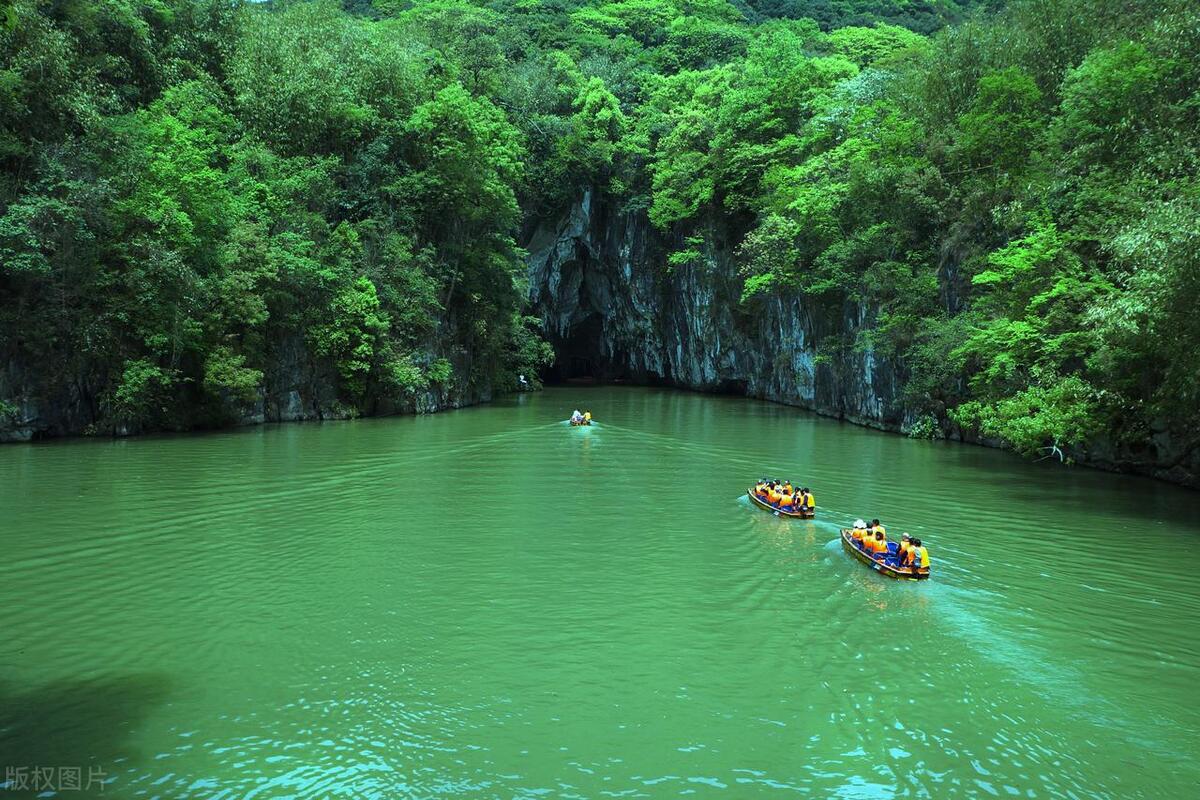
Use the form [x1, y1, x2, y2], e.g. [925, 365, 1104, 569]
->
[0, 336, 487, 442]
[524, 190, 1199, 488]
[2, 187, 1196, 488]
[525, 189, 908, 431]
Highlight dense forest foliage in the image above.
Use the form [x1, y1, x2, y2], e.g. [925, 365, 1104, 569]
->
[2, 0, 1197, 467]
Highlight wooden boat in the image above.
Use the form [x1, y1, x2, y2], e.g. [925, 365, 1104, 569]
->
[840, 529, 930, 581]
[746, 489, 815, 519]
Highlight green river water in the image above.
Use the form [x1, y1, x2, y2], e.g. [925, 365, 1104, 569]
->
[2, 387, 1198, 799]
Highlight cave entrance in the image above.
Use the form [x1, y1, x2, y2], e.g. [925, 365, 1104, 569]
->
[566, 355, 595, 381]
[540, 314, 612, 385]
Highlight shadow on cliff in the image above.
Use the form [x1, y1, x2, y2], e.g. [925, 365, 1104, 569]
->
[0, 673, 172, 797]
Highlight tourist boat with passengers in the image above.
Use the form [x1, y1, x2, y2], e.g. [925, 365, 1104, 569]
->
[840, 528, 930, 580]
[746, 489, 815, 519]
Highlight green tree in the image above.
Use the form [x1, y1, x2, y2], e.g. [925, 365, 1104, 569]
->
[559, 76, 628, 180]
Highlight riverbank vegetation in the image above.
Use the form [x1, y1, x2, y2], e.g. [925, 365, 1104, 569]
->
[2, 0, 1197, 466]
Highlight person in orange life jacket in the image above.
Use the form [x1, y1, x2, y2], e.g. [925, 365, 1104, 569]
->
[868, 534, 888, 561]
[896, 534, 913, 567]
[911, 538, 930, 570]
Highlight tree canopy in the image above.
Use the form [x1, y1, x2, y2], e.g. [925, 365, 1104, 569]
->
[3, 0, 1198, 467]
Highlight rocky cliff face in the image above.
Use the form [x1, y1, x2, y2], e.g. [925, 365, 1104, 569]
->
[524, 189, 910, 431]
[0, 335, 487, 442]
[3, 187, 1196, 488]
[524, 190, 1199, 488]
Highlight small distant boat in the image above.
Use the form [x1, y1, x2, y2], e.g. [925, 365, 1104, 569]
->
[840, 529, 930, 581]
[569, 419, 592, 426]
[746, 489, 814, 519]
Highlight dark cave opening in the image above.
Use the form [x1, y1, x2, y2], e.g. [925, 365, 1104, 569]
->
[539, 315, 604, 384]
[539, 314, 649, 386]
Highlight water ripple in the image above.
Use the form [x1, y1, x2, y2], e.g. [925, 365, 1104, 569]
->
[1, 387, 1198, 798]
